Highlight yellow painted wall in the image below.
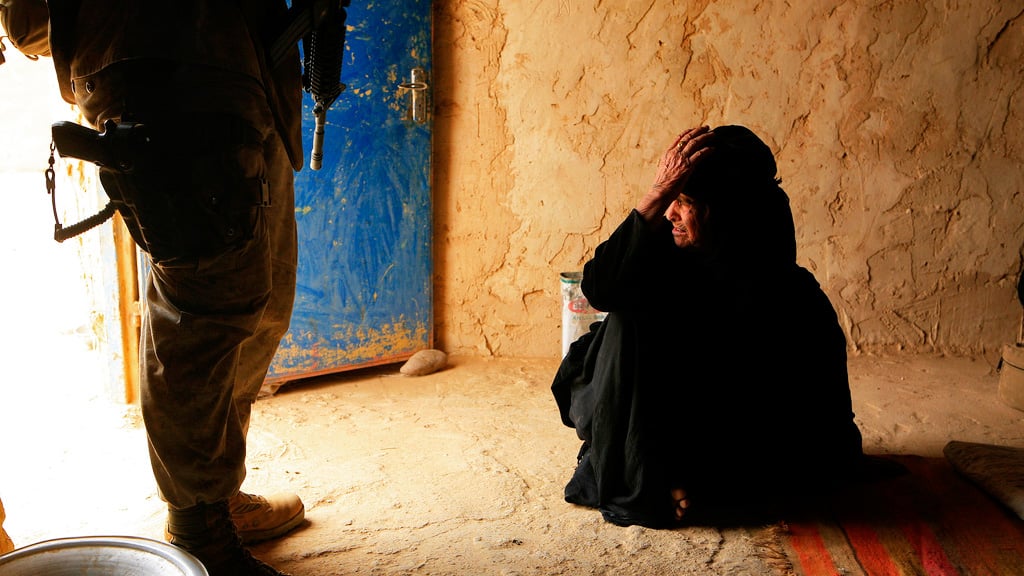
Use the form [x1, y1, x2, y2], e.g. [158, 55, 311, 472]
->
[431, 0, 1024, 361]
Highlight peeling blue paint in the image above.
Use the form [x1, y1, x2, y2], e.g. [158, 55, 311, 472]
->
[267, 0, 433, 384]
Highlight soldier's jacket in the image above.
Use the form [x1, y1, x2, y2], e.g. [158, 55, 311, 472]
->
[0, 0, 304, 171]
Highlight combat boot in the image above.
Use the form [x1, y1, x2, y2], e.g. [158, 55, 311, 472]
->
[229, 491, 305, 544]
[166, 500, 289, 576]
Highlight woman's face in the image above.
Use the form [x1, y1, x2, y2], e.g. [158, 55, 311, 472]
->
[664, 193, 708, 249]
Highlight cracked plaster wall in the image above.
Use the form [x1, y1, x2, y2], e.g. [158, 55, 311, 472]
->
[432, 0, 1024, 362]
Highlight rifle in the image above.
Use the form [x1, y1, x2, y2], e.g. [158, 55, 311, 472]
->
[270, 0, 350, 171]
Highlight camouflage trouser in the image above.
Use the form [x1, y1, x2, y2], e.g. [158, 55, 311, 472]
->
[73, 59, 298, 510]
[137, 122, 297, 509]
[139, 135, 297, 508]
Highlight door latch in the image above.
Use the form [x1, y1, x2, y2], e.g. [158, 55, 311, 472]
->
[397, 67, 429, 124]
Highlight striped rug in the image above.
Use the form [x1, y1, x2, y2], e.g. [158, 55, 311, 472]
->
[753, 455, 1024, 576]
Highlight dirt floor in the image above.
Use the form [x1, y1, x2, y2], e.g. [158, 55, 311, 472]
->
[2, 334, 1023, 575]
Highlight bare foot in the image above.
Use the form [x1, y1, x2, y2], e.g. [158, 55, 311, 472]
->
[671, 487, 689, 522]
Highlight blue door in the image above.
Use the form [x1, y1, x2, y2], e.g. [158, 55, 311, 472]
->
[265, 0, 433, 385]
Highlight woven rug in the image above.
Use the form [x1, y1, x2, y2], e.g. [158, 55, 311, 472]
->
[752, 454, 1024, 576]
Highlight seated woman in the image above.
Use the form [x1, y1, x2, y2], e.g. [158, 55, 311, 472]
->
[552, 125, 867, 528]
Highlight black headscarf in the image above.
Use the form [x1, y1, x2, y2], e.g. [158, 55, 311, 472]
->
[683, 125, 797, 267]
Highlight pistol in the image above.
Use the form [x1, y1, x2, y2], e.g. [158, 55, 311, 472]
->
[51, 119, 149, 171]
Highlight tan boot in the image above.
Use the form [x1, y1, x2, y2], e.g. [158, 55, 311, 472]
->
[229, 491, 305, 545]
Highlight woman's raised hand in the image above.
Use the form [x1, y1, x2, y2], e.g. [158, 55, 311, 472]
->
[636, 126, 714, 223]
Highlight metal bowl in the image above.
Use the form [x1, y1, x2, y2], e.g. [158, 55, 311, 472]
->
[0, 536, 208, 575]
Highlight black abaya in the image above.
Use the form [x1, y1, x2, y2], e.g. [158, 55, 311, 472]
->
[552, 209, 864, 527]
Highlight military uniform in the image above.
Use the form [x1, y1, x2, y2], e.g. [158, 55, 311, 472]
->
[1, 2, 307, 573]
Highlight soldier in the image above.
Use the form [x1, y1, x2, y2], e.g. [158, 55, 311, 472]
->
[1, 2, 310, 574]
